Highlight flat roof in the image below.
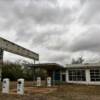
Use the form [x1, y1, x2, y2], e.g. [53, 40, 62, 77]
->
[26, 63, 64, 70]
[65, 63, 100, 69]
[0, 37, 39, 60]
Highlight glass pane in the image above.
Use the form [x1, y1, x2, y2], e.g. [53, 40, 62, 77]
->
[68, 69, 86, 81]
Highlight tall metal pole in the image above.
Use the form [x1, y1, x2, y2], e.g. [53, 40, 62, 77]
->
[33, 59, 35, 86]
[52, 71, 55, 86]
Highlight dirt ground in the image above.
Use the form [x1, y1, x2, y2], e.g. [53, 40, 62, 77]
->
[1, 82, 100, 100]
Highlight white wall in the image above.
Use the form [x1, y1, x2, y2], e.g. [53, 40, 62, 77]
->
[66, 69, 100, 85]
[66, 70, 69, 82]
[86, 69, 90, 84]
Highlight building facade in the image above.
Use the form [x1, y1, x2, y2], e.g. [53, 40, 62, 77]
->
[61, 64, 100, 85]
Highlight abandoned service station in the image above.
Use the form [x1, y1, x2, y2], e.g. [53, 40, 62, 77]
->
[1, 37, 100, 85]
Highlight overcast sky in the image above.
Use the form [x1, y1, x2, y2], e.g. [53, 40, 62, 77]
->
[0, 0, 100, 65]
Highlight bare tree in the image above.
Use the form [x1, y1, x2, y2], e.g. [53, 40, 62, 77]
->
[72, 57, 84, 64]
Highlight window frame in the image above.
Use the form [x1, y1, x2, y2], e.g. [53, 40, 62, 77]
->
[68, 69, 86, 81]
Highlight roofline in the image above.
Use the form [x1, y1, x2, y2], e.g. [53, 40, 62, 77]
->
[24, 63, 64, 70]
[33, 63, 63, 67]
[65, 63, 100, 69]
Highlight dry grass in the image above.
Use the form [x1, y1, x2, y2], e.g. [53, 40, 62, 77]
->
[0, 82, 100, 100]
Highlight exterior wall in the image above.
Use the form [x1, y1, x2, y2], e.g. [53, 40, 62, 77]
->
[86, 69, 90, 84]
[66, 68, 100, 85]
[66, 70, 69, 82]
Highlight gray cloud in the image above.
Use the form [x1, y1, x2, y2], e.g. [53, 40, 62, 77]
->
[0, 0, 100, 64]
[0, 0, 74, 28]
[69, 26, 100, 53]
[78, 0, 100, 25]
[32, 26, 68, 45]
[0, 0, 75, 44]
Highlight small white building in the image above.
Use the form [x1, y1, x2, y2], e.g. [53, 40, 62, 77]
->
[61, 63, 100, 85]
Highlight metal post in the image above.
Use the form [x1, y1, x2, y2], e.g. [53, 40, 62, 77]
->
[0, 48, 3, 81]
[52, 71, 55, 86]
[33, 60, 35, 86]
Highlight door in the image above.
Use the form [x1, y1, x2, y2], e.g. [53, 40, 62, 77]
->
[62, 74, 66, 82]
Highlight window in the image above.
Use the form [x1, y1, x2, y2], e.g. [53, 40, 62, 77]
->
[68, 69, 86, 81]
[90, 69, 100, 81]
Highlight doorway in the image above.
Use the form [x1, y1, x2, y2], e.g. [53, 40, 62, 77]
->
[62, 74, 66, 82]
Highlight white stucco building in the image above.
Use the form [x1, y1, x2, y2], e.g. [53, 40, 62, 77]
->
[61, 63, 100, 85]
